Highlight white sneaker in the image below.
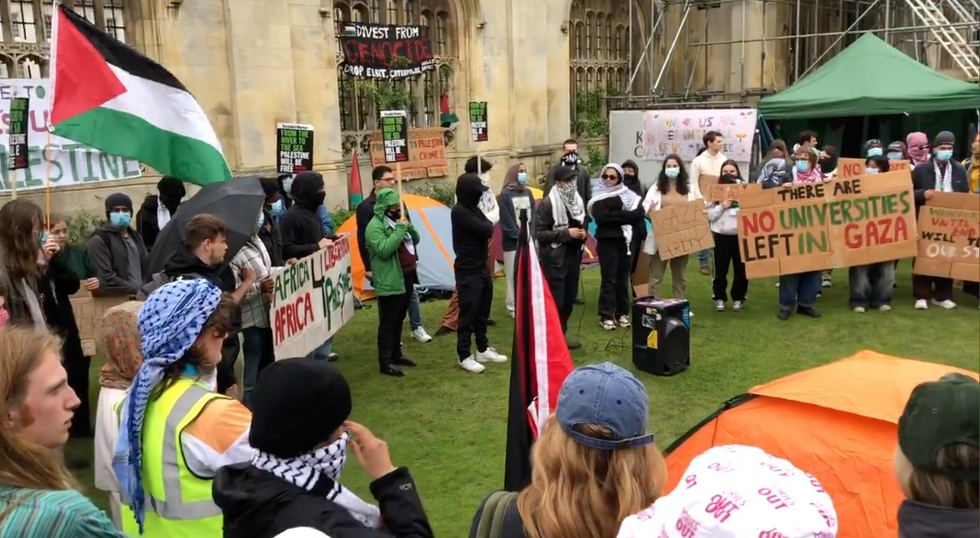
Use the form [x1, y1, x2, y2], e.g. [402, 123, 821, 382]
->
[853, 306, 865, 313]
[600, 319, 617, 331]
[931, 299, 957, 309]
[879, 304, 891, 312]
[411, 327, 432, 343]
[914, 299, 928, 310]
[476, 347, 507, 363]
[732, 301, 744, 312]
[617, 315, 631, 328]
[459, 357, 485, 373]
[715, 300, 726, 312]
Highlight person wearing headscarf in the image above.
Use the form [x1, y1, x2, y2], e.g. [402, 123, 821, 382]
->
[213, 358, 435, 538]
[453, 173, 507, 374]
[537, 166, 588, 350]
[910, 131, 969, 311]
[497, 163, 536, 318]
[113, 279, 253, 537]
[588, 163, 643, 330]
[94, 302, 144, 530]
[137, 176, 187, 252]
[906, 132, 931, 167]
[756, 157, 789, 188]
[617, 445, 838, 538]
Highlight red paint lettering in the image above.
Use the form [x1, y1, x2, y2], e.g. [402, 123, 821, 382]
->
[741, 211, 775, 234]
[843, 218, 906, 248]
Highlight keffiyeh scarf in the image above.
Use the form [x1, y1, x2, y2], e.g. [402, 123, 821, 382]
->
[114, 279, 223, 533]
[478, 173, 500, 224]
[934, 160, 954, 192]
[588, 164, 641, 254]
[385, 216, 415, 255]
[252, 432, 382, 528]
[157, 200, 172, 231]
[549, 182, 586, 234]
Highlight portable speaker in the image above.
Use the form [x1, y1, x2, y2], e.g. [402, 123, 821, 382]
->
[631, 297, 691, 376]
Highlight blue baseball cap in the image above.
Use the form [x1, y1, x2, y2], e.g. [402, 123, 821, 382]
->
[555, 362, 655, 451]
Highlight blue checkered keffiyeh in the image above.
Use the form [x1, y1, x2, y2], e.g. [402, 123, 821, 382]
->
[113, 279, 222, 533]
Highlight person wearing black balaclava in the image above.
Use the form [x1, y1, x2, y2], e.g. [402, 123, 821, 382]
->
[452, 173, 507, 374]
[544, 139, 592, 220]
[136, 176, 186, 252]
[280, 171, 340, 361]
[621, 159, 648, 278]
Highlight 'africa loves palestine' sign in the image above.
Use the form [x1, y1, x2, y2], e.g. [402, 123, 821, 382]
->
[271, 235, 355, 360]
[0, 80, 141, 193]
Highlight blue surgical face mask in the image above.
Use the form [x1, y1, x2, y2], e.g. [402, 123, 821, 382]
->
[282, 177, 294, 194]
[109, 212, 131, 229]
[268, 198, 285, 217]
[517, 172, 528, 185]
[795, 160, 810, 172]
[865, 167, 879, 175]
[664, 166, 680, 179]
[887, 151, 903, 160]
[935, 149, 953, 162]
[257, 212, 265, 231]
[867, 147, 883, 158]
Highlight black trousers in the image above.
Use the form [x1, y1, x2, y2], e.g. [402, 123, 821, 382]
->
[596, 239, 631, 320]
[377, 270, 416, 368]
[712, 233, 748, 302]
[456, 269, 493, 361]
[63, 336, 91, 437]
[545, 247, 582, 333]
[912, 275, 954, 302]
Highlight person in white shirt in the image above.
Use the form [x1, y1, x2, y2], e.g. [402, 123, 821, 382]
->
[688, 131, 727, 275]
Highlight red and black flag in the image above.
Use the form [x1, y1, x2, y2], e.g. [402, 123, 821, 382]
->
[504, 211, 574, 491]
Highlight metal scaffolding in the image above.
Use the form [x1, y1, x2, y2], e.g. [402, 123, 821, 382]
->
[613, 0, 980, 108]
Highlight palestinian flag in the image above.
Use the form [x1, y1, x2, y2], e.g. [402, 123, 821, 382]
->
[503, 209, 574, 492]
[49, 5, 230, 185]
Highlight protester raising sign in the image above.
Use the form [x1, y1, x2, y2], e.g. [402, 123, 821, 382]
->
[369, 126, 449, 179]
[337, 22, 435, 79]
[271, 236, 355, 359]
[836, 158, 911, 179]
[0, 80, 141, 192]
[276, 123, 314, 174]
[913, 193, 979, 282]
[737, 171, 918, 279]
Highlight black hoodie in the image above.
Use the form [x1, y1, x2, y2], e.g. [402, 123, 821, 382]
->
[281, 172, 328, 261]
[451, 173, 494, 274]
[898, 499, 978, 538]
[212, 464, 434, 538]
[621, 159, 644, 197]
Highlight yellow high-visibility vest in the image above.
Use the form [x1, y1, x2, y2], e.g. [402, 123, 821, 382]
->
[118, 378, 228, 537]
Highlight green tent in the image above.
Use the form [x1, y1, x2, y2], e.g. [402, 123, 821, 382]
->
[758, 34, 978, 119]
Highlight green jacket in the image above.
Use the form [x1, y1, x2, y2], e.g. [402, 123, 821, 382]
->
[364, 189, 420, 297]
[62, 244, 99, 281]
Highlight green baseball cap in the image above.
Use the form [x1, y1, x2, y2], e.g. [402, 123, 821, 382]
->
[897, 373, 979, 481]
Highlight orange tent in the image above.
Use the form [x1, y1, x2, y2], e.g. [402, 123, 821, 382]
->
[663, 351, 978, 538]
[336, 194, 456, 300]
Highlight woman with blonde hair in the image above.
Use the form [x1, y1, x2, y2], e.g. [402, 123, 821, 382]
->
[469, 362, 666, 538]
[893, 373, 978, 537]
[0, 326, 125, 536]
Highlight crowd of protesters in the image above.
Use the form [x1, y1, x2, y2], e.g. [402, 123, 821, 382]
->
[0, 129, 976, 537]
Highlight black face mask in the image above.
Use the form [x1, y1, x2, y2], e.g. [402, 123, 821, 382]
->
[720, 173, 738, 184]
[386, 210, 401, 220]
[313, 191, 326, 206]
[623, 173, 636, 181]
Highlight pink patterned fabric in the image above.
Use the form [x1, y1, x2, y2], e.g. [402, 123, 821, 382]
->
[0, 308, 9, 328]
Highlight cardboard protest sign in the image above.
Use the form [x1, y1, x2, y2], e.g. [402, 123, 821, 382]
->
[369, 126, 449, 179]
[706, 182, 761, 202]
[337, 22, 435, 79]
[913, 193, 979, 282]
[737, 171, 918, 279]
[69, 290, 130, 356]
[837, 158, 911, 179]
[698, 174, 719, 198]
[271, 236, 355, 360]
[650, 199, 714, 260]
[276, 123, 314, 174]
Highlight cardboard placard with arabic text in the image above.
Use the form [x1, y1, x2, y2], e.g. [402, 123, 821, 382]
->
[736, 171, 918, 279]
[650, 199, 714, 260]
[706, 182, 762, 202]
[913, 192, 979, 282]
[836, 158, 910, 179]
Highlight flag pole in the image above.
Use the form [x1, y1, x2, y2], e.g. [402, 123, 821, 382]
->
[396, 162, 405, 216]
[44, 130, 51, 223]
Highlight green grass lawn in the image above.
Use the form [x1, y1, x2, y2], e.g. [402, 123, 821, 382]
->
[67, 264, 979, 537]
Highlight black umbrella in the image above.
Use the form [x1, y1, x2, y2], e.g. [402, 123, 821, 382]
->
[146, 176, 266, 276]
